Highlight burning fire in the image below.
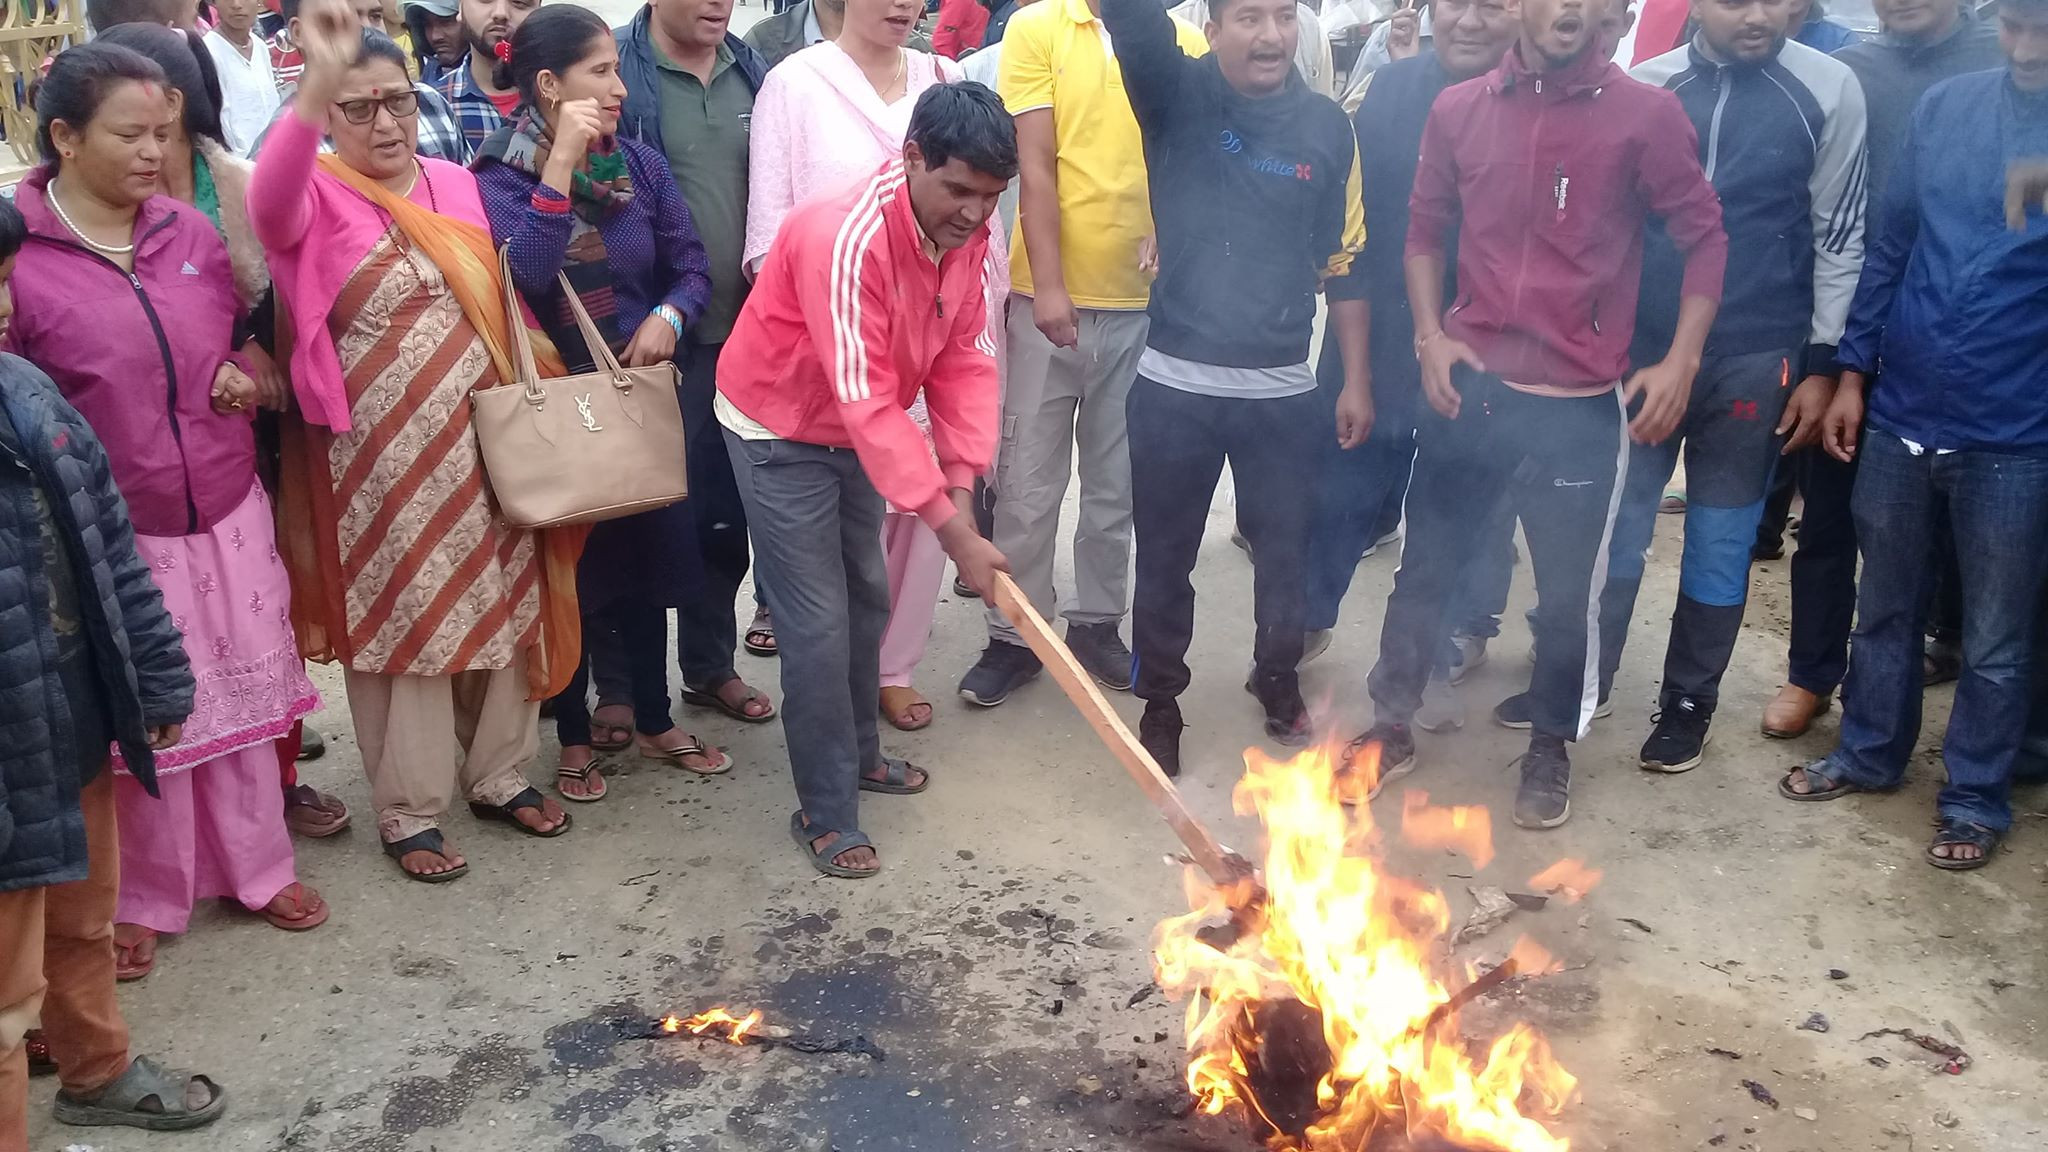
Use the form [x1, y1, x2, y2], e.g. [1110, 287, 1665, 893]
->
[1153, 744, 1589, 1151]
[660, 1007, 764, 1044]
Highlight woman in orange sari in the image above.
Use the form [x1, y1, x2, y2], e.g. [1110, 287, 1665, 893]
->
[250, 0, 581, 882]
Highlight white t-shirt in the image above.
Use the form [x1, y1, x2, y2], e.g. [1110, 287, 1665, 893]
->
[1139, 348, 1317, 399]
[203, 29, 282, 156]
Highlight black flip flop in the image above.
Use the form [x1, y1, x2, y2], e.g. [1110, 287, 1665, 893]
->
[468, 787, 572, 837]
[859, 757, 929, 795]
[1778, 763, 1866, 802]
[1926, 818, 2000, 871]
[588, 704, 635, 752]
[789, 812, 879, 878]
[381, 827, 469, 883]
[680, 674, 778, 724]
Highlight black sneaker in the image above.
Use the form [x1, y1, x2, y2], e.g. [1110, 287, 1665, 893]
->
[953, 573, 978, 599]
[1640, 695, 1713, 773]
[1338, 722, 1416, 803]
[1493, 689, 1611, 731]
[1514, 736, 1573, 829]
[1067, 623, 1134, 691]
[1243, 667, 1312, 746]
[1140, 701, 1185, 778]
[958, 640, 1043, 707]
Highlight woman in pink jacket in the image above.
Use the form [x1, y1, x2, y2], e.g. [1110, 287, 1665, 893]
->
[6, 42, 326, 981]
[745, 0, 1007, 734]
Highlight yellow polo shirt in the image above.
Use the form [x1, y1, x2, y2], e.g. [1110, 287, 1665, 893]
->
[998, 0, 1209, 310]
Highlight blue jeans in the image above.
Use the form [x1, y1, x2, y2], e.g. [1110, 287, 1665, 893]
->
[552, 602, 676, 748]
[1822, 433, 2048, 830]
[1598, 349, 1793, 707]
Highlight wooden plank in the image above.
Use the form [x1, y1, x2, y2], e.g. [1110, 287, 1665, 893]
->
[991, 571, 1247, 889]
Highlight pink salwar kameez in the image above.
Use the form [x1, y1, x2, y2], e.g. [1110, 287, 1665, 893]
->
[112, 482, 319, 932]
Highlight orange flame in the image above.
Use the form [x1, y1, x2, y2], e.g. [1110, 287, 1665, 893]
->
[662, 1007, 764, 1044]
[1153, 744, 1579, 1151]
[1400, 790, 1497, 870]
[1507, 936, 1562, 977]
[1528, 860, 1603, 904]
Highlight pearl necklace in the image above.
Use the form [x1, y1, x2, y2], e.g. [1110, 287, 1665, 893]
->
[47, 179, 136, 256]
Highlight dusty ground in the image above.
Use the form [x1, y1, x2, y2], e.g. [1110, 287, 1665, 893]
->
[26, 459, 2046, 1152]
[29, 6, 2047, 1147]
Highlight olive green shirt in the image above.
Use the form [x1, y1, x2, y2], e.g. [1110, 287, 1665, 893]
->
[654, 39, 754, 345]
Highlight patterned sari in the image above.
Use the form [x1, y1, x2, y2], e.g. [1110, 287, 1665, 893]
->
[277, 158, 585, 698]
[308, 233, 541, 676]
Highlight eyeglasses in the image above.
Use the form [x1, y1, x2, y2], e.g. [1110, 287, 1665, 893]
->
[333, 91, 420, 125]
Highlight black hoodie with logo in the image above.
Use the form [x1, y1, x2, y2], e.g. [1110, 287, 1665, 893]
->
[1101, 0, 1364, 371]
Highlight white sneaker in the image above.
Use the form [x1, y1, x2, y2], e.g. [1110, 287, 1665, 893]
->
[1417, 673, 1465, 732]
[1448, 634, 1489, 685]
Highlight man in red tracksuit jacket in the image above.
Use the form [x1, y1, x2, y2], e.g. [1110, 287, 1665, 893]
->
[716, 84, 1014, 879]
[1346, 0, 1726, 831]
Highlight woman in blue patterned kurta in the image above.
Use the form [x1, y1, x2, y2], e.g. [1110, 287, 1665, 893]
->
[474, 3, 734, 801]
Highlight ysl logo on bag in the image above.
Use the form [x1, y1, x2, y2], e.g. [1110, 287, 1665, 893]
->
[576, 393, 604, 432]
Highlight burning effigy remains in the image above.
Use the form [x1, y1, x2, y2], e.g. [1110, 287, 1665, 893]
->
[1152, 740, 1596, 1152]
[629, 1007, 886, 1062]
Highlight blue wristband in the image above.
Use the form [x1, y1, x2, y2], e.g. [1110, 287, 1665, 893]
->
[656, 305, 684, 339]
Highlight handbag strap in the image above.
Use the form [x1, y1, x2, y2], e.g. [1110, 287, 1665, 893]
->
[496, 246, 636, 393]
[499, 246, 544, 397]
[554, 265, 633, 385]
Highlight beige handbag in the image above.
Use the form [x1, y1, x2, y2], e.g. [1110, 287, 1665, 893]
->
[470, 250, 689, 528]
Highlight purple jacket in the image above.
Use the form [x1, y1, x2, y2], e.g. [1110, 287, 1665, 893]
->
[7, 170, 251, 538]
[1409, 44, 1728, 392]
[472, 134, 712, 353]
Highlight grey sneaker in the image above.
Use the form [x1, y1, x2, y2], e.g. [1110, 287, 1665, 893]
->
[1301, 628, 1333, 666]
[1513, 736, 1573, 829]
[1416, 672, 1465, 733]
[1338, 722, 1417, 803]
[1448, 634, 1489, 685]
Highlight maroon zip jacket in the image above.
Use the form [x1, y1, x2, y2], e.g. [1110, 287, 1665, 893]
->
[1407, 42, 1727, 395]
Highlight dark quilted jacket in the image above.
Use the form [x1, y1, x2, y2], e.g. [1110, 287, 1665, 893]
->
[1, 352, 194, 893]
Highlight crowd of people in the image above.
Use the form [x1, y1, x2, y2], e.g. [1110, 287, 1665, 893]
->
[2, 0, 2044, 1139]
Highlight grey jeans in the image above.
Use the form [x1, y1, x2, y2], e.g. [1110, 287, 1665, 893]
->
[724, 429, 890, 836]
[986, 300, 1148, 644]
